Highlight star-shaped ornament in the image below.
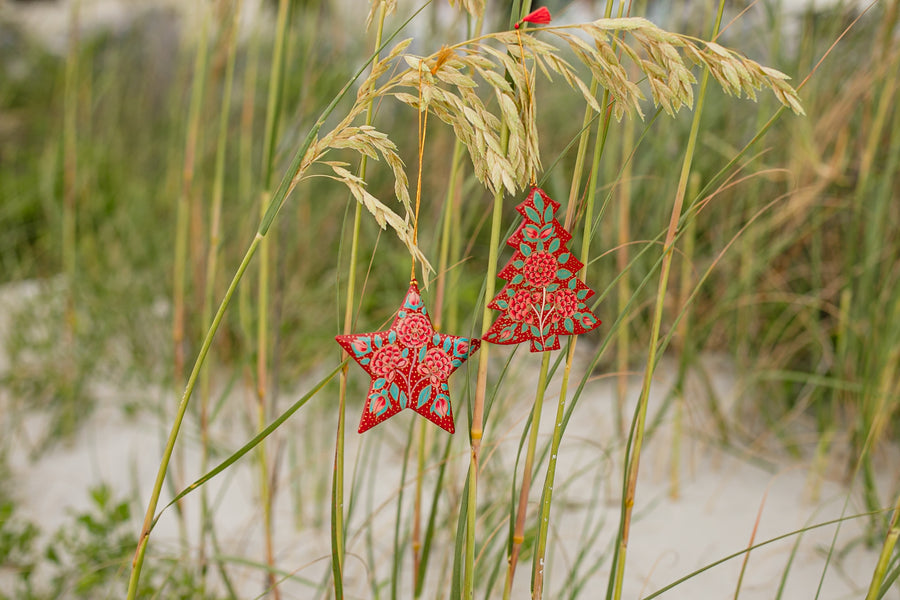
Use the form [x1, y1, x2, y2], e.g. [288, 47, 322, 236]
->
[336, 280, 480, 433]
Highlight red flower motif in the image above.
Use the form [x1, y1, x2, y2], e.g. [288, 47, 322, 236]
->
[352, 339, 368, 354]
[507, 289, 540, 324]
[581, 314, 595, 328]
[433, 396, 449, 417]
[456, 340, 469, 356]
[397, 312, 432, 348]
[523, 252, 557, 287]
[553, 288, 579, 319]
[370, 344, 407, 381]
[371, 394, 386, 414]
[419, 348, 454, 384]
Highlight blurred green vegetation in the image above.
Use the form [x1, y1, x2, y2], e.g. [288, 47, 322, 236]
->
[1, 0, 898, 488]
[1, 0, 899, 596]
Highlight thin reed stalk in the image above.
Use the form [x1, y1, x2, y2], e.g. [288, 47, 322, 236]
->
[416, 124, 471, 600]
[198, 0, 242, 591]
[125, 9, 413, 588]
[332, 5, 388, 598]
[668, 173, 698, 499]
[532, 86, 613, 599]
[61, 0, 79, 437]
[502, 351, 551, 599]
[256, 1, 291, 595]
[415, 128, 466, 599]
[172, 5, 210, 559]
[465, 150, 503, 598]
[531, 2, 621, 593]
[852, 41, 900, 530]
[607, 4, 726, 598]
[465, 126, 508, 598]
[865, 488, 900, 600]
[614, 112, 633, 441]
[128, 233, 262, 600]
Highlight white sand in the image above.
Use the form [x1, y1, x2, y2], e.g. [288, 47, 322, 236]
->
[3, 323, 893, 599]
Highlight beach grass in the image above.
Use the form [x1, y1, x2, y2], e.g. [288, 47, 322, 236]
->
[0, 0, 899, 598]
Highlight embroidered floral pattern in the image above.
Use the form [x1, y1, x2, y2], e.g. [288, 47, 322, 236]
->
[553, 288, 579, 320]
[397, 312, 432, 348]
[336, 280, 480, 433]
[419, 348, 454, 384]
[370, 344, 407, 381]
[507, 289, 540, 324]
[523, 252, 557, 286]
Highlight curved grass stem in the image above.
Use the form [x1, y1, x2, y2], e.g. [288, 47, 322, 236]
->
[607, 4, 725, 598]
[124, 5, 421, 591]
[198, 0, 242, 590]
[532, 82, 611, 599]
[333, 6, 388, 598]
[502, 351, 551, 599]
[865, 489, 900, 600]
[256, 1, 291, 594]
[127, 233, 262, 600]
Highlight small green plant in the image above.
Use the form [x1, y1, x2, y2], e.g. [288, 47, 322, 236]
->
[0, 483, 222, 600]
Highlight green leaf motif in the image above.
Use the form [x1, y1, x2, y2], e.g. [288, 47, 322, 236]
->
[548, 238, 560, 253]
[520, 243, 532, 257]
[564, 317, 574, 333]
[558, 252, 570, 263]
[525, 206, 540, 222]
[418, 385, 432, 408]
[534, 191, 545, 214]
[557, 269, 572, 280]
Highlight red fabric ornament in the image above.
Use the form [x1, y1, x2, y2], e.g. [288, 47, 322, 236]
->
[336, 280, 480, 433]
[514, 7, 552, 28]
[482, 187, 601, 352]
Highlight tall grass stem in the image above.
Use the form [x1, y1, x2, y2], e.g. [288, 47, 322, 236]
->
[198, 0, 242, 589]
[125, 5, 420, 588]
[607, 4, 725, 598]
[502, 350, 551, 599]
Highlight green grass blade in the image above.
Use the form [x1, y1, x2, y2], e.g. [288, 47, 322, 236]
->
[152, 361, 344, 527]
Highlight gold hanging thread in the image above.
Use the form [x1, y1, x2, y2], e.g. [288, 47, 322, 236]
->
[410, 60, 430, 282]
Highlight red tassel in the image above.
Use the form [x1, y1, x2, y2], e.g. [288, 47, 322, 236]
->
[514, 6, 552, 28]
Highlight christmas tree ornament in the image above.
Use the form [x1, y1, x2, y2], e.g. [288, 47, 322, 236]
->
[335, 63, 479, 434]
[482, 186, 601, 352]
[336, 281, 479, 433]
